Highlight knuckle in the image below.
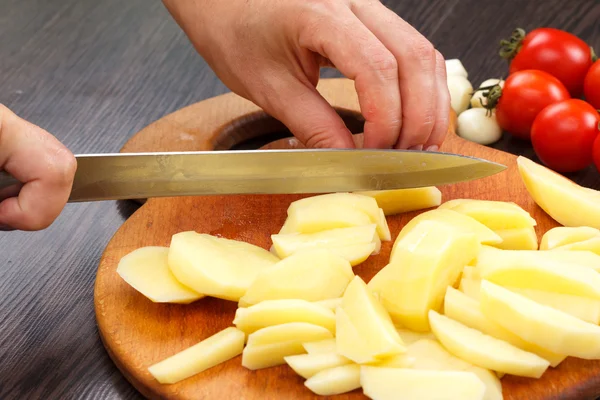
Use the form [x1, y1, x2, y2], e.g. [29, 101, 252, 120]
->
[368, 51, 398, 77]
[48, 147, 77, 187]
[411, 39, 436, 68]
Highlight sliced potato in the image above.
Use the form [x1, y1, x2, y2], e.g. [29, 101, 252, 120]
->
[540, 226, 600, 250]
[491, 227, 538, 250]
[284, 352, 352, 379]
[444, 286, 564, 366]
[428, 310, 550, 378]
[369, 220, 479, 331]
[395, 328, 436, 345]
[285, 192, 390, 240]
[304, 364, 361, 396]
[506, 286, 600, 324]
[233, 299, 336, 334]
[355, 187, 442, 216]
[168, 232, 278, 301]
[554, 237, 600, 255]
[148, 327, 245, 384]
[406, 339, 502, 400]
[117, 246, 203, 303]
[336, 277, 406, 363]
[313, 297, 343, 310]
[447, 199, 537, 230]
[361, 367, 487, 400]
[303, 338, 337, 355]
[480, 280, 600, 359]
[459, 277, 482, 301]
[247, 322, 333, 347]
[238, 248, 353, 307]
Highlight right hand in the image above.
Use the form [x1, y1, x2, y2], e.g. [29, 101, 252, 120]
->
[0, 104, 77, 231]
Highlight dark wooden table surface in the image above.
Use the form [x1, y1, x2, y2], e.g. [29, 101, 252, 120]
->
[1, 0, 599, 399]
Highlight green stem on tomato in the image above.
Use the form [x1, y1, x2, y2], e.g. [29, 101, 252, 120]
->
[482, 84, 503, 117]
[499, 28, 526, 60]
[592, 46, 598, 62]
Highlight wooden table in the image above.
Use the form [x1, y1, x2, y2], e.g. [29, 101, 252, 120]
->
[0, 0, 599, 399]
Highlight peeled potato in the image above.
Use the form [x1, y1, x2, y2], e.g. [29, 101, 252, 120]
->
[540, 226, 600, 250]
[117, 246, 203, 304]
[284, 352, 352, 379]
[168, 232, 279, 301]
[304, 364, 362, 396]
[238, 248, 354, 307]
[429, 310, 550, 378]
[491, 227, 538, 250]
[354, 187, 442, 216]
[148, 327, 245, 384]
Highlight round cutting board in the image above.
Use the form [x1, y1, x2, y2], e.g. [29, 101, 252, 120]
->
[95, 78, 600, 400]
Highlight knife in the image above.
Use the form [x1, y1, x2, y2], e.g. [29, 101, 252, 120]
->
[0, 149, 506, 202]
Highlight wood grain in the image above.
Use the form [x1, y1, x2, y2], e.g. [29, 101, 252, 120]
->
[1, 1, 600, 399]
[96, 78, 600, 400]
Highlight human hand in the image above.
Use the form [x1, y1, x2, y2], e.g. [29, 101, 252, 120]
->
[163, 0, 450, 150]
[0, 105, 76, 231]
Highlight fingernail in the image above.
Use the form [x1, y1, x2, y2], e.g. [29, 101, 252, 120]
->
[426, 145, 439, 152]
[409, 144, 424, 151]
[0, 224, 15, 231]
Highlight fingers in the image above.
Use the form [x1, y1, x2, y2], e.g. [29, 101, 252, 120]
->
[257, 76, 356, 148]
[0, 105, 77, 231]
[297, 1, 401, 149]
[349, 0, 441, 150]
[424, 50, 451, 150]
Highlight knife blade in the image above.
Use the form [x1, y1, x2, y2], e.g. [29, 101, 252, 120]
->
[0, 149, 506, 202]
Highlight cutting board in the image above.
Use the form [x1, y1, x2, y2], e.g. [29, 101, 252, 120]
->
[95, 78, 600, 400]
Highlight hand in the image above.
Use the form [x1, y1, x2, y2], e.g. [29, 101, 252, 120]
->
[163, 0, 450, 150]
[0, 105, 76, 231]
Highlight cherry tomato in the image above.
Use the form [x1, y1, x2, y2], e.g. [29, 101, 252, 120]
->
[584, 59, 600, 109]
[593, 134, 600, 173]
[500, 28, 593, 97]
[491, 70, 570, 140]
[531, 99, 600, 172]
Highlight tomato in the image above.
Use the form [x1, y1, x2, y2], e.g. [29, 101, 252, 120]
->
[500, 27, 593, 97]
[531, 99, 600, 172]
[584, 59, 600, 109]
[491, 70, 570, 140]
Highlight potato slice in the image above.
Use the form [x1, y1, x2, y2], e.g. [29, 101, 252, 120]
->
[480, 280, 600, 359]
[474, 244, 600, 273]
[361, 367, 487, 400]
[304, 364, 361, 396]
[448, 199, 536, 230]
[354, 187, 442, 216]
[491, 227, 538, 250]
[317, 243, 377, 266]
[313, 297, 342, 310]
[554, 237, 600, 255]
[271, 224, 380, 257]
[285, 193, 391, 240]
[540, 226, 600, 250]
[429, 310, 550, 378]
[395, 328, 436, 345]
[233, 299, 336, 334]
[367, 353, 415, 368]
[168, 232, 279, 301]
[336, 276, 406, 363]
[506, 286, 600, 324]
[284, 352, 352, 379]
[459, 277, 482, 300]
[391, 210, 500, 260]
[462, 266, 480, 281]
[238, 248, 353, 307]
[406, 339, 502, 400]
[117, 246, 203, 304]
[517, 155, 600, 229]
[479, 257, 600, 299]
[247, 322, 332, 346]
[369, 220, 480, 331]
[242, 322, 333, 370]
[444, 286, 564, 366]
[303, 338, 337, 354]
[281, 204, 372, 234]
[148, 327, 245, 384]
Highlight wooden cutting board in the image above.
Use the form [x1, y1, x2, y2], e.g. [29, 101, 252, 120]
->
[95, 78, 600, 400]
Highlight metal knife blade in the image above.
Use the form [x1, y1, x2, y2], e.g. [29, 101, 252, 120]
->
[0, 149, 506, 202]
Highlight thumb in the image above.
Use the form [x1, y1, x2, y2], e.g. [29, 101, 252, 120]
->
[257, 77, 356, 149]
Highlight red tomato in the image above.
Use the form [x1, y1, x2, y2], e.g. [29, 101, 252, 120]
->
[531, 99, 600, 172]
[492, 70, 570, 140]
[584, 59, 600, 109]
[501, 28, 593, 97]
